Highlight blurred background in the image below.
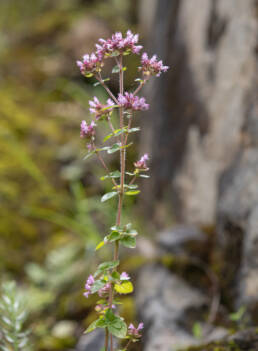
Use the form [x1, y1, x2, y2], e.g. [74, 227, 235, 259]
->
[0, 0, 257, 350]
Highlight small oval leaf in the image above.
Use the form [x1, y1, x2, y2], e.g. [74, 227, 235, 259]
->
[101, 192, 118, 202]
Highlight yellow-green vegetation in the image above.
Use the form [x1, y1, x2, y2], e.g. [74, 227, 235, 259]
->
[0, 0, 142, 350]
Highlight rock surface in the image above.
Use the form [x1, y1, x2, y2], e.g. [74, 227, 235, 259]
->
[140, 0, 257, 227]
[138, 0, 258, 349]
[184, 328, 258, 351]
[157, 225, 208, 258]
[76, 329, 105, 351]
[136, 264, 207, 351]
[139, 0, 258, 325]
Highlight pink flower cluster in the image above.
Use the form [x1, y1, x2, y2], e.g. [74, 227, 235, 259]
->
[89, 97, 115, 120]
[83, 275, 95, 298]
[77, 30, 142, 77]
[120, 272, 130, 280]
[118, 92, 149, 111]
[96, 30, 142, 57]
[128, 322, 144, 337]
[134, 153, 149, 170]
[80, 120, 96, 139]
[140, 53, 169, 77]
[98, 282, 111, 297]
[95, 304, 115, 312]
[83, 275, 111, 299]
[77, 53, 103, 76]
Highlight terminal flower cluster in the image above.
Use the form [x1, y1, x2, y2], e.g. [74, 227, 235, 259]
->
[83, 275, 94, 298]
[134, 153, 149, 170]
[128, 323, 144, 338]
[76, 29, 168, 351]
[80, 120, 96, 139]
[140, 52, 169, 77]
[96, 30, 142, 57]
[77, 53, 103, 76]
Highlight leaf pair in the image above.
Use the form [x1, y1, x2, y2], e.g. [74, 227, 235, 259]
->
[85, 309, 127, 339]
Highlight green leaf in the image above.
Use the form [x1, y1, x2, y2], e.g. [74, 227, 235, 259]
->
[96, 260, 119, 275]
[96, 146, 111, 152]
[139, 174, 150, 178]
[125, 190, 140, 196]
[96, 318, 108, 328]
[125, 184, 138, 190]
[126, 172, 135, 176]
[110, 224, 123, 232]
[105, 310, 127, 338]
[94, 78, 110, 87]
[110, 50, 120, 57]
[85, 73, 94, 77]
[101, 192, 118, 202]
[83, 151, 95, 160]
[107, 142, 133, 153]
[114, 281, 134, 294]
[106, 231, 121, 242]
[107, 143, 121, 154]
[111, 271, 120, 280]
[120, 235, 136, 248]
[103, 128, 127, 142]
[128, 127, 140, 133]
[84, 319, 99, 334]
[95, 241, 105, 251]
[91, 280, 106, 294]
[100, 171, 121, 181]
[112, 65, 120, 73]
[127, 228, 138, 236]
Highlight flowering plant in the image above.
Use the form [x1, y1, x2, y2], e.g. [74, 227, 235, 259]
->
[77, 30, 168, 351]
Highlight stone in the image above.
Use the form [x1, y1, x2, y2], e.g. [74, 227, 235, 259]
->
[217, 148, 258, 319]
[136, 264, 208, 351]
[157, 225, 208, 258]
[140, 0, 257, 228]
[184, 328, 258, 351]
[76, 329, 105, 351]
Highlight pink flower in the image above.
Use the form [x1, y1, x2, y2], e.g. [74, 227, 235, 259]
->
[98, 283, 111, 297]
[89, 97, 115, 120]
[134, 153, 149, 170]
[80, 120, 96, 139]
[83, 275, 95, 298]
[118, 92, 149, 111]
[139, 52, 169, 77]
[77, 52, 103, 76]
[87, 143, 94, 151]
[120, 272, 130, 280]
[96, 30, 142, 57]
[128, 322, 144, 337]
[95, 304, 116, 312]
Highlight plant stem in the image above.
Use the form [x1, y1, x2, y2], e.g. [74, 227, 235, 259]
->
[96, 74, 119, 104]
[133, 77, 149, 96]
[125, 339, 132, 350]
[105, 328, 109, 351]
[94, 148, 118, 188]
[106, 54, 125, 351]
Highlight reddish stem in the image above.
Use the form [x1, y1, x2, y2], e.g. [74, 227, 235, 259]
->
[107, 55, 125, 351]
[96, 74, 119, 104]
